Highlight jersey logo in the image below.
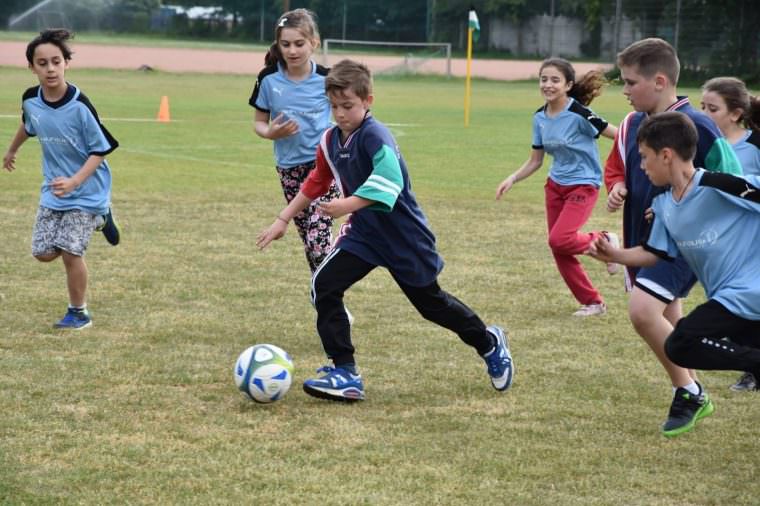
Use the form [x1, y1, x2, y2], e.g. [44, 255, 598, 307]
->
[272, 86, 283, 96]
[31, 113, 40, 125]
[740, 184, 757, 198]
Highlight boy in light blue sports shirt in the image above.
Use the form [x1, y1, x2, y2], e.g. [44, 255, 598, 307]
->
[2, 29, 120, 330]
[590, 112, 760, 432]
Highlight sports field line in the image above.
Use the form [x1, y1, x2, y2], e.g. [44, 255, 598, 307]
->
[118, 147, 251, 168]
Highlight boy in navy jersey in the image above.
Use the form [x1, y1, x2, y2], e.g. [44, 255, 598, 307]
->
[603, 38, 741, 436]
[257, 59, 514, 402]
[2, 29, 120, 329]
[590, 113, 760, 431]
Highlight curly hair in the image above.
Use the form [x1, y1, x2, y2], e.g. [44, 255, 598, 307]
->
[26, 28, 74, 64]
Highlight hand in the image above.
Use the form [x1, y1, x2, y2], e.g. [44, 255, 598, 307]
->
[256, 218, 289, 250]
[267, 113, 299, 140]
[586, 236, 616, 263]
[2, 150, 16, 172]
[317, 198, 352, 218]
[496, 176, 515, 200]
[644, 206, 654, 222]
[50, 176, 78, 196]
[607, 183, 627, 212]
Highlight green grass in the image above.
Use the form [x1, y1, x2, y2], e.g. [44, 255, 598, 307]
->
[1, 66, 759, 505]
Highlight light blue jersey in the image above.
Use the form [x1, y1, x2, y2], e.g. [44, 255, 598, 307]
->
[646, 170, 760, 319]
[22, 84, 117, 215]
[532, 97, 609, 187]
[249, 61, 331, 168]
[731, 130, 760, 176]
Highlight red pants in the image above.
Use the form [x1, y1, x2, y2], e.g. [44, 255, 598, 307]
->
[544, 179, 603, 305]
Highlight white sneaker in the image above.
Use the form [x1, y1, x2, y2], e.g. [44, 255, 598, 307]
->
[573, 302, 607, 317]
[603, 232, 620, 274]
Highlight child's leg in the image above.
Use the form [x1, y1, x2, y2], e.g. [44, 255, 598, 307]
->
[666, 300, 760, 374]
[393, 278, 493, 356]
[544, 180, 603, 305]
[311, 248, 374, 367]
[278, 163, 336, 272]
[61, 252, 88, 307]
[628, 288, 694, 388]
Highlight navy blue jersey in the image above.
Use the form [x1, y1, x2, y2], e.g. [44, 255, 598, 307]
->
[604, 98, 741, 285]
[303, 116, 443, 286]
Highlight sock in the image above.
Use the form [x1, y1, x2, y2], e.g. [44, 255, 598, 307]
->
[69, 304, 87, 312]
[673, 382, 700, 396]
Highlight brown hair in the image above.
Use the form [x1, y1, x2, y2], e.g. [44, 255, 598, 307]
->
[264, 9, 320, 69]
[26, 28, 74, 64]
[637, 112, 697, 162]
[617, 38, 680, 85]
[702, 76, 760, 132]
[539, 57, 607, 106]
[325, 59, 373, 100]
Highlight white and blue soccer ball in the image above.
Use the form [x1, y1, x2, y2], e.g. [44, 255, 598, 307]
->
[234, 344, 294, 403]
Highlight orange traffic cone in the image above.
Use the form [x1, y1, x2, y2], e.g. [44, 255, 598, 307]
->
[156, 95, 171, 122]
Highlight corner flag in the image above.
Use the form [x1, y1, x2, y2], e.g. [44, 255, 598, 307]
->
[464, 9, 479, 127]
[468, 9, 480, 43]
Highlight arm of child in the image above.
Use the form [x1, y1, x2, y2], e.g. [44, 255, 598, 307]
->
[50, 154, 104, 196]
[587, 239, 658, 267]
[256, 191, 313, 250]
[253, 109, 298, 140]
[3, 124, 30, 172]
[604, 132, 627, 212]
[318, 195, 373, 218]
[600, 123, 618, 140]
[496, 148, 544, 200]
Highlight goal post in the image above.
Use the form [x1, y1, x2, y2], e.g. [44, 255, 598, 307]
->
[322, 39, 452, 78]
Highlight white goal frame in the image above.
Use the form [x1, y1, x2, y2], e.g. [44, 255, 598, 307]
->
[322, 39, 452, 78]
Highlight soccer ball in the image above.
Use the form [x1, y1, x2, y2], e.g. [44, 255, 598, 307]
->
[234, 344, 294, 403]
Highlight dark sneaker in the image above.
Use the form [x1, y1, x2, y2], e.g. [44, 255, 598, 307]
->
[303, 366, 365, 402]
[482, 325, 515, 391]
[662, 385, 714, 437]
[54, 308, 92, 330]
[729, 372, 757, 392]
[98, 208, 120, 246]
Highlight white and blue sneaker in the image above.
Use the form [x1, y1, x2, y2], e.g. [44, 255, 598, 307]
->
[482, 325, 514, 391]
[303, 365, 365, 402]
[54, 308, 92, 330]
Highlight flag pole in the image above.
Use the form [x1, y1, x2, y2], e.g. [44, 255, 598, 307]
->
[464, 27, 473, 127]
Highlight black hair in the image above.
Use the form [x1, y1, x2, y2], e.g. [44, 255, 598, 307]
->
[539, 57, 608, 106]
[26, 28, 74, 64]
[636, 112, 697, 162]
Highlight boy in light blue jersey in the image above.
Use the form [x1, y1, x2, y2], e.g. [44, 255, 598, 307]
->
[258, 60, 514, 402]
[590, 112, 760, 433]
[2, 29, 120, 330]
[701, 76, 760, 390]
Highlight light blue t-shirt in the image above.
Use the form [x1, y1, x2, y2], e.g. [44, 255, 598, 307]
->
[731, 130, 760, 176]
[646, 169, 760, 319]
[531, 97, 608, 187]
[22, 84, 117, 215]
[249, 61, 331, 168]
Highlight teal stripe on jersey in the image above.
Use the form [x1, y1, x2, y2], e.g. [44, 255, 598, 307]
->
[354, 144, 403, 212]
[706, 137, 742, 175]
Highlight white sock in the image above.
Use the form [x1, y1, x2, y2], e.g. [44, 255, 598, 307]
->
[673, 382, 700, 395]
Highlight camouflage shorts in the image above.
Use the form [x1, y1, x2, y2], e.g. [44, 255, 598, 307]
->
[32, 206, 103, 257]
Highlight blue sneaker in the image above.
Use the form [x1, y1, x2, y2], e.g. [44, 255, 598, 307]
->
[303, 366, 365, 402]
[98, 208, 120, 246]
[54, 308, 92, 330]
[482, 325, 515, 391]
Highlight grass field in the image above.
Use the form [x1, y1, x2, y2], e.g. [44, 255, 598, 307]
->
[1, 66, 758, 505]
